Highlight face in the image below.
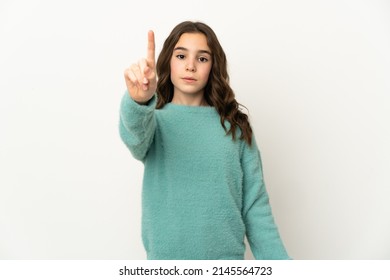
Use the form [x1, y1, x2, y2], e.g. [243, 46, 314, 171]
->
[170, 32, 212, 100]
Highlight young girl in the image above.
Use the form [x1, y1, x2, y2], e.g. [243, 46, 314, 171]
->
[120, 21, 290, 260]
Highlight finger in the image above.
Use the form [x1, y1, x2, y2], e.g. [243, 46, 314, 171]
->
[146, 30, 155, 68]
[128, 70, 139, 87]
[129, 65, 149, 91]
[130, 64, 144, 85]
[139, 59, 149, 84]
[124, 69, 136, 87]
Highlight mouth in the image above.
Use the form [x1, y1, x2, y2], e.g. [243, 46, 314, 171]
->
[182, 77, 197, 82]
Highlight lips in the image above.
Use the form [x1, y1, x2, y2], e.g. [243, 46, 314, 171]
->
[182, 77, 197, 82]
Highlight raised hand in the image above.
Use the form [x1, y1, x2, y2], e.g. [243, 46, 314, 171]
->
[124, 30, 157, 104]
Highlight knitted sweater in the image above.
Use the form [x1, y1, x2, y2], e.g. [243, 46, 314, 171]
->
[119, 91, 290, 260]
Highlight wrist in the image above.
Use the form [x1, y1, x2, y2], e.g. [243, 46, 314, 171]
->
[133, 97, 152, 106]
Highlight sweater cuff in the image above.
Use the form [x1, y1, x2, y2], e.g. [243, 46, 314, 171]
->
[121, 90, 156, 117]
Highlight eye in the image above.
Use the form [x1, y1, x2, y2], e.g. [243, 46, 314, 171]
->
[176, 54, 185, 59]
[198, 57, 209, 63]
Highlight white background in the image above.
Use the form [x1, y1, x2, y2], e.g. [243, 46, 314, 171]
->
[1, 0, 389, 260]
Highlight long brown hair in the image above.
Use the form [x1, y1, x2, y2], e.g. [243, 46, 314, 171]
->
[156, 21, 253, 145]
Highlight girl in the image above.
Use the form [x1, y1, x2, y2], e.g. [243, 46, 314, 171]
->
[120, 21, 290, 260]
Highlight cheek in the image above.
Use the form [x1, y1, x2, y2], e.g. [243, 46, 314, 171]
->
[200, 65, 212, 80]
[169, 60, 175, 74]
[170, 58, 178, 75]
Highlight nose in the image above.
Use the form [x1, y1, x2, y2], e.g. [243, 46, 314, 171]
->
[186, 61, 196, 72]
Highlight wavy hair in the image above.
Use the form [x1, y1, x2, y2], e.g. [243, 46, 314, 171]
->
[156, 21, 253, 145]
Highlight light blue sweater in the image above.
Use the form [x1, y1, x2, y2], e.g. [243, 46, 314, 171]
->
[119, 91, 290, 260]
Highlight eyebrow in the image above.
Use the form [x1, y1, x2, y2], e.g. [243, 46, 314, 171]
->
[173, 46, 212, 56]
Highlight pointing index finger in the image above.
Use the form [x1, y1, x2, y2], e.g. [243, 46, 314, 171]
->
[147, 30, 155, 68]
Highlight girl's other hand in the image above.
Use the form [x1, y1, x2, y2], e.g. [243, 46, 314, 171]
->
[124, 31, 157, 104]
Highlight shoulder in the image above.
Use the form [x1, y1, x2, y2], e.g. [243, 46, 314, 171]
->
[239, 132, 262, 164]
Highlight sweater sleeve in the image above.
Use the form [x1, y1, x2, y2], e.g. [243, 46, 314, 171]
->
[241, 137, 290, 260]
[119, 91, 157, 161]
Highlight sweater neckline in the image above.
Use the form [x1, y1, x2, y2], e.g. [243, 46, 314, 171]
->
[163, 102, 218, 115]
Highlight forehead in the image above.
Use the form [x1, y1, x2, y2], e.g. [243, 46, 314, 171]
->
[174, 32, 210, 52]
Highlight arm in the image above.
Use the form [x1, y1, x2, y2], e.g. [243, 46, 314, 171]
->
[120, 30, 157, 161]
[241, 138, 290, 259]
[119, 91, 156, 161]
